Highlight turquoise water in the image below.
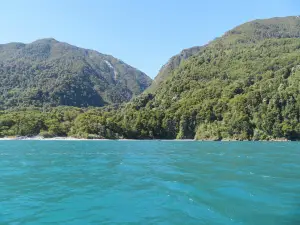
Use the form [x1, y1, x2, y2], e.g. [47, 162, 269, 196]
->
[0, 141, 299, 225]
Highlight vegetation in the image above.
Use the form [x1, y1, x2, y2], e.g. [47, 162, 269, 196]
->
[147, 46, 203, 92]
[0, 38, 152, 109]
[1, 16, 300, 140]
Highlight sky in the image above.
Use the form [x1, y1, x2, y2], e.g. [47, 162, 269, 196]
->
[0, 0, 299, 78]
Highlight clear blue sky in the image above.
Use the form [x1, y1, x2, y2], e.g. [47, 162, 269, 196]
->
[0, 0, 299, 78]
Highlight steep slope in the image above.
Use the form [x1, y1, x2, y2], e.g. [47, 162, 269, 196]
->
[218, 16, 300, 44]
[148, 16, 300, 93]
[107, 16, 300, 140]
[147, 16, 300, 92]
[147, 46, 202, 92]
[0, 38, 152, 108]
[149, 16, 300, 93]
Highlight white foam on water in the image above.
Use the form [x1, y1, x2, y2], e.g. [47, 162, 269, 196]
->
[0, 153, 10, 155]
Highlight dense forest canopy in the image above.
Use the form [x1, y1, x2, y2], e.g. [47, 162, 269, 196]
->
[0, 38, 152, 109]
[1, 16, 300, 140]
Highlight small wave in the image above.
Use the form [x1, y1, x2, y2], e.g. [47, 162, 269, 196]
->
[207, 153, 225, 156]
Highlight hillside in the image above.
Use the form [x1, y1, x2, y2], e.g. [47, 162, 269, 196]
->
[0, 38, 152, 109]
[1, 16, 300, 140]
[218, 16, 300, 44]
[147, 46, 202, 92]
[149, 16, 300, 93]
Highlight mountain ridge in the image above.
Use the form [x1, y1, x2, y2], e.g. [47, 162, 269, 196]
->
[147, 46, 203, 92]
[148, 16, 300, 93]
[0, 38, 152, 109]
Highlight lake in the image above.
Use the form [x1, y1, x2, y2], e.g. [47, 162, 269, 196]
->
[0, 141, 299, 224]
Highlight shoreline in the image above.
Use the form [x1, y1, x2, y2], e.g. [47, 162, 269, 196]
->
[0, 136, 293, 142]
[0, 137, 195, 141]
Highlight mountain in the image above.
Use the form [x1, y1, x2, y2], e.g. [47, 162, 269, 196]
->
[0, 38, 152, 109]
[217, 16, 300, 44]
[147, 46, 202, 92]
[149, 16, 300, 93]
[137, 16, 300, 140]
[1, 16, 300, 140]
[110, 16, 300, 140]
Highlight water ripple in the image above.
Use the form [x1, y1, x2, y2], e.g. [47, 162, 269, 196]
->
[0, 141, 299, 224]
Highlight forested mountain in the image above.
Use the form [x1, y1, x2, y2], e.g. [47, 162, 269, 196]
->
[0, 38, 152, 108]
[1, 16, 300, 140]
[148, 16, 300, 92]
[147, 46, 202, 92]
[218, 16, 300, 44]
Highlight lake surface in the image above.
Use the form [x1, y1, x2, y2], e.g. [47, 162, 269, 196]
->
[0, 141, 299, 225]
